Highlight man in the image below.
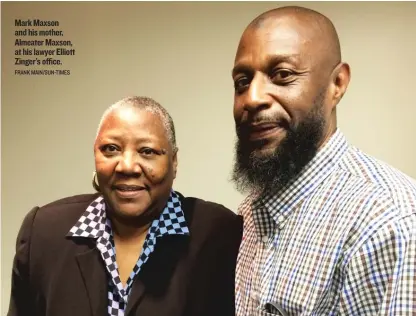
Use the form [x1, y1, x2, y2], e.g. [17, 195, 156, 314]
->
[231, 6, 415, 315]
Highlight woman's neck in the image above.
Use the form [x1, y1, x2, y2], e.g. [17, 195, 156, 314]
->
[110, 216, 151, 243]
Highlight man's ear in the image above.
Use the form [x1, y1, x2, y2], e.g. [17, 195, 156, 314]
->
[330, 62, 351, 109]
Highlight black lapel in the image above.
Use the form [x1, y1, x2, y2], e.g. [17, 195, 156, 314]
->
[75, 245, 108, 316]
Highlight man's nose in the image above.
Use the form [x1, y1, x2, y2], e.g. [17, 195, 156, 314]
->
[243, 73, 272, 113]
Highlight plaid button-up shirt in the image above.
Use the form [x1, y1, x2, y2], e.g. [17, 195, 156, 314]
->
[236, 129, 416, 315]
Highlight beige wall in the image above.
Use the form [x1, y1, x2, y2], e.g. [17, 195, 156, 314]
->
[2, 1, 416, 313]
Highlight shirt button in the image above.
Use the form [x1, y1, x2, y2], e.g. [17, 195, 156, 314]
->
[262, 236, 269, 243]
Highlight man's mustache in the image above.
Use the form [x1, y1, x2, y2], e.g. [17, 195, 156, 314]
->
[236, 117, 290, 137]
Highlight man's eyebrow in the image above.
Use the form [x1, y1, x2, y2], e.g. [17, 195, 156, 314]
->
[267, 54, 301, 65]
[232, 63, 252, 77]
[232, 53, 302, 77]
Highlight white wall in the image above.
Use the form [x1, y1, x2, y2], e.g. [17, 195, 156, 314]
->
[2, 2, 416, 314]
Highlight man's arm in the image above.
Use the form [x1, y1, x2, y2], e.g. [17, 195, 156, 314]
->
[339, 214, 415, 315]
[8, 206, 39, 316]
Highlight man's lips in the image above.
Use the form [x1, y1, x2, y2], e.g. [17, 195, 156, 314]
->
[247, 122, 284, 140]
[249, 122, 281, 131]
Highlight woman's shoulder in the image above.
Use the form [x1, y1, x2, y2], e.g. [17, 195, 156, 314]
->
[177, 191, 237, 217]
[26, 193, 101, 230]
[41, 193, 101, 209]
[176, 191, 243, 233]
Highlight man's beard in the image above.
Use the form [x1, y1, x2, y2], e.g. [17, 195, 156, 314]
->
[232, 98, 326, 195]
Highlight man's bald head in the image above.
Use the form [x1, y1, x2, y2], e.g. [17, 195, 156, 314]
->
[231, 6, 351, 193]
[240, 6, 342, 73]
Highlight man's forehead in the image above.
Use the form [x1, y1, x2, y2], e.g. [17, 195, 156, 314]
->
[234, 17, 321, 68]
[241, 18, 312, 50]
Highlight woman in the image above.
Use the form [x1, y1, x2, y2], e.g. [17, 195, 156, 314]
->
[8, 96, 243, 316]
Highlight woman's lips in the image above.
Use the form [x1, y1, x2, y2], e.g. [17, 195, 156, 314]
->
[112, 184, 146, 199]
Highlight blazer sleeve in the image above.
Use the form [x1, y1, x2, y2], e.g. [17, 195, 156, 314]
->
[8, 206, 39, 316]
[190, 213, 243, 316]
[214, 215, 243, 316]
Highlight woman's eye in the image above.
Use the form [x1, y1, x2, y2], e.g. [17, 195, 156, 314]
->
[101, 144, 120, 154]
[140, 148, 155, 156]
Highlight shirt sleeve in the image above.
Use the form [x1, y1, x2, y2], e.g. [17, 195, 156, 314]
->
[339, 214, 415, 315]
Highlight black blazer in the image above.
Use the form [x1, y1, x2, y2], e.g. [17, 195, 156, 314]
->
[8, 192, 243, 316]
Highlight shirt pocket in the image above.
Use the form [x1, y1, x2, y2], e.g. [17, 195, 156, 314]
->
[248, 309, 285, 316]
[248, 296, 288, 316]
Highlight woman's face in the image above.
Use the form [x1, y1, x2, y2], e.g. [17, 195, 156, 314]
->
[94, 107, 177, 222]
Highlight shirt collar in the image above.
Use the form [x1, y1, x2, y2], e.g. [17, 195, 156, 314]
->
[253, 129, 349, 231]
[67, 190, 189, 239]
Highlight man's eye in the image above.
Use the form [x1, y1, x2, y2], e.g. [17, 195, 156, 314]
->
[272, 69, 294, 82]
[234, 77, 250, 93]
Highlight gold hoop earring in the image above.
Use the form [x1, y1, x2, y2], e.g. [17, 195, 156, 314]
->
[92, 171, 101, 192]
